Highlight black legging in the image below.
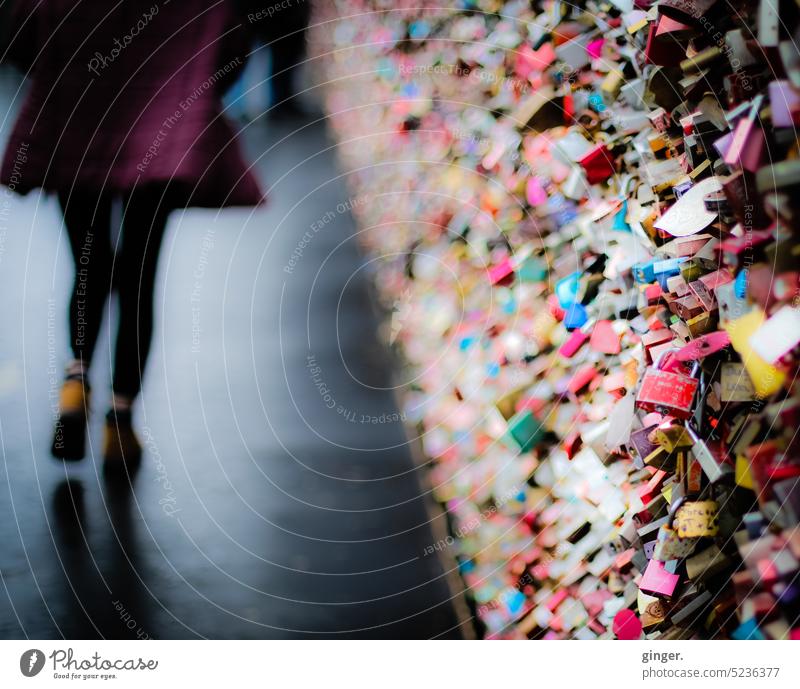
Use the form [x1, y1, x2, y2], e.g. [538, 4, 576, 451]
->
[59, 187, 170, 398]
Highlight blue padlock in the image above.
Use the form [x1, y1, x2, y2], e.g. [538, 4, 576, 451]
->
[633, 260, 656, 284]
[564, 302, 588, 330]
[555, 271, 581, 308]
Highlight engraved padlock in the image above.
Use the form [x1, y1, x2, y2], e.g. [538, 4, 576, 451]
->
[667, 492, 719, 539]
[636, 349, 700, 419]
[652, 495, 699, 562]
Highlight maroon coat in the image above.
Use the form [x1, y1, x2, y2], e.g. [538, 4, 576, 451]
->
[1, 0, 263, 208]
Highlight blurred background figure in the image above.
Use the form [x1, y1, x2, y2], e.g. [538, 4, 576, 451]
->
[226, 0, 312, 121]
[1, 0, 263, 474]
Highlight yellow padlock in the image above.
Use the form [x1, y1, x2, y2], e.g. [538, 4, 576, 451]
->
[673, 500, 719, 538]
[725, 309, 785, 398]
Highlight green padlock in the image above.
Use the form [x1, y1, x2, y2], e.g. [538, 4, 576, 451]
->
[505, 409, 544, 453]
[517, 257, 548, 283]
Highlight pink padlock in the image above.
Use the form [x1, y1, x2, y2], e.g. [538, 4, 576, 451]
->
[639, 559, 680, 599]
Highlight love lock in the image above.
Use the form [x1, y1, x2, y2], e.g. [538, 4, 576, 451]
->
[652, 524, 698, 562]
[636, 348, 700, 419]
[667, 493, 720, 539]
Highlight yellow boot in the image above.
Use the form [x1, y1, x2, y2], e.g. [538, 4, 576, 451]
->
[51, 375, 90, 461]
[103, 407, 142, 476]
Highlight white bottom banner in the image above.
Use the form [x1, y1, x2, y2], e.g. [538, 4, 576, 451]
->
[0, 640, 798, 687]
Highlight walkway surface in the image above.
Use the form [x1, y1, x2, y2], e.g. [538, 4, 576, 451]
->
[0, 72, 469, 639]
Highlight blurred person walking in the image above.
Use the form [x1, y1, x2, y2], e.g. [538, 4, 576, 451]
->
[226, 0, 312, 121]
[0, 1, 263, 473]
[255, 0, 311, 117]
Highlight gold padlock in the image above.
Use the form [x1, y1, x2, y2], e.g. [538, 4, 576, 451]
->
[672, 499, 719, 538]
[650, 424, 693, 453]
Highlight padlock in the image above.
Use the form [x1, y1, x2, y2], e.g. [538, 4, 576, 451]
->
[577, 143, 616, 185]
[645, 107, 670, 136]
[636, 349, 700, 419]
[670, 294, 704, 320]
[645, 16, 689, 68]
[685, 311, 715, 338]
[724, 96, 766, 173]
[687, 280, 716, 312]
[629, 424, 663, 469]
[650, 424, 693, 454]
[675, 452, 703, 493]
[652, 523, 698, 562]
[686, 545, 731, 581]
[639, 559, 681, 599]
[671, 590, 715, 628]
[672, 330, 730, 363]
[685, 424, 733, 484]
[720, 362, 757, 402]
[505, 409, 545, 453]
[670, 498, 720, 539]
[641, 329, 675, 364]
[640, 595, 669, 631]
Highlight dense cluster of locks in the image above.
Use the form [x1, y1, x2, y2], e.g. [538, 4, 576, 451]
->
[314, 0, 800, 639]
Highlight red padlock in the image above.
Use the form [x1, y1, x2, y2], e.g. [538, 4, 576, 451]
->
[636, 349, 699, 419]
[577, 143, 615, 185]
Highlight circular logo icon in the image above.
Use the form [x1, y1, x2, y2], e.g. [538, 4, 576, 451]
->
[20, 649, 45, 677]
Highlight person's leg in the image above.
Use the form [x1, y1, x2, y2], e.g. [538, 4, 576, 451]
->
[112, 187, 171, 403]
[53, 190, 113, 459]
[104, 186, 170, 470]
[59, 190, 114, 371]
[267, 3, 310, 112]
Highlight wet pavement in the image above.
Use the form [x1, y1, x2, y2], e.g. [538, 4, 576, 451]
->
[0, 72, 470, 639]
